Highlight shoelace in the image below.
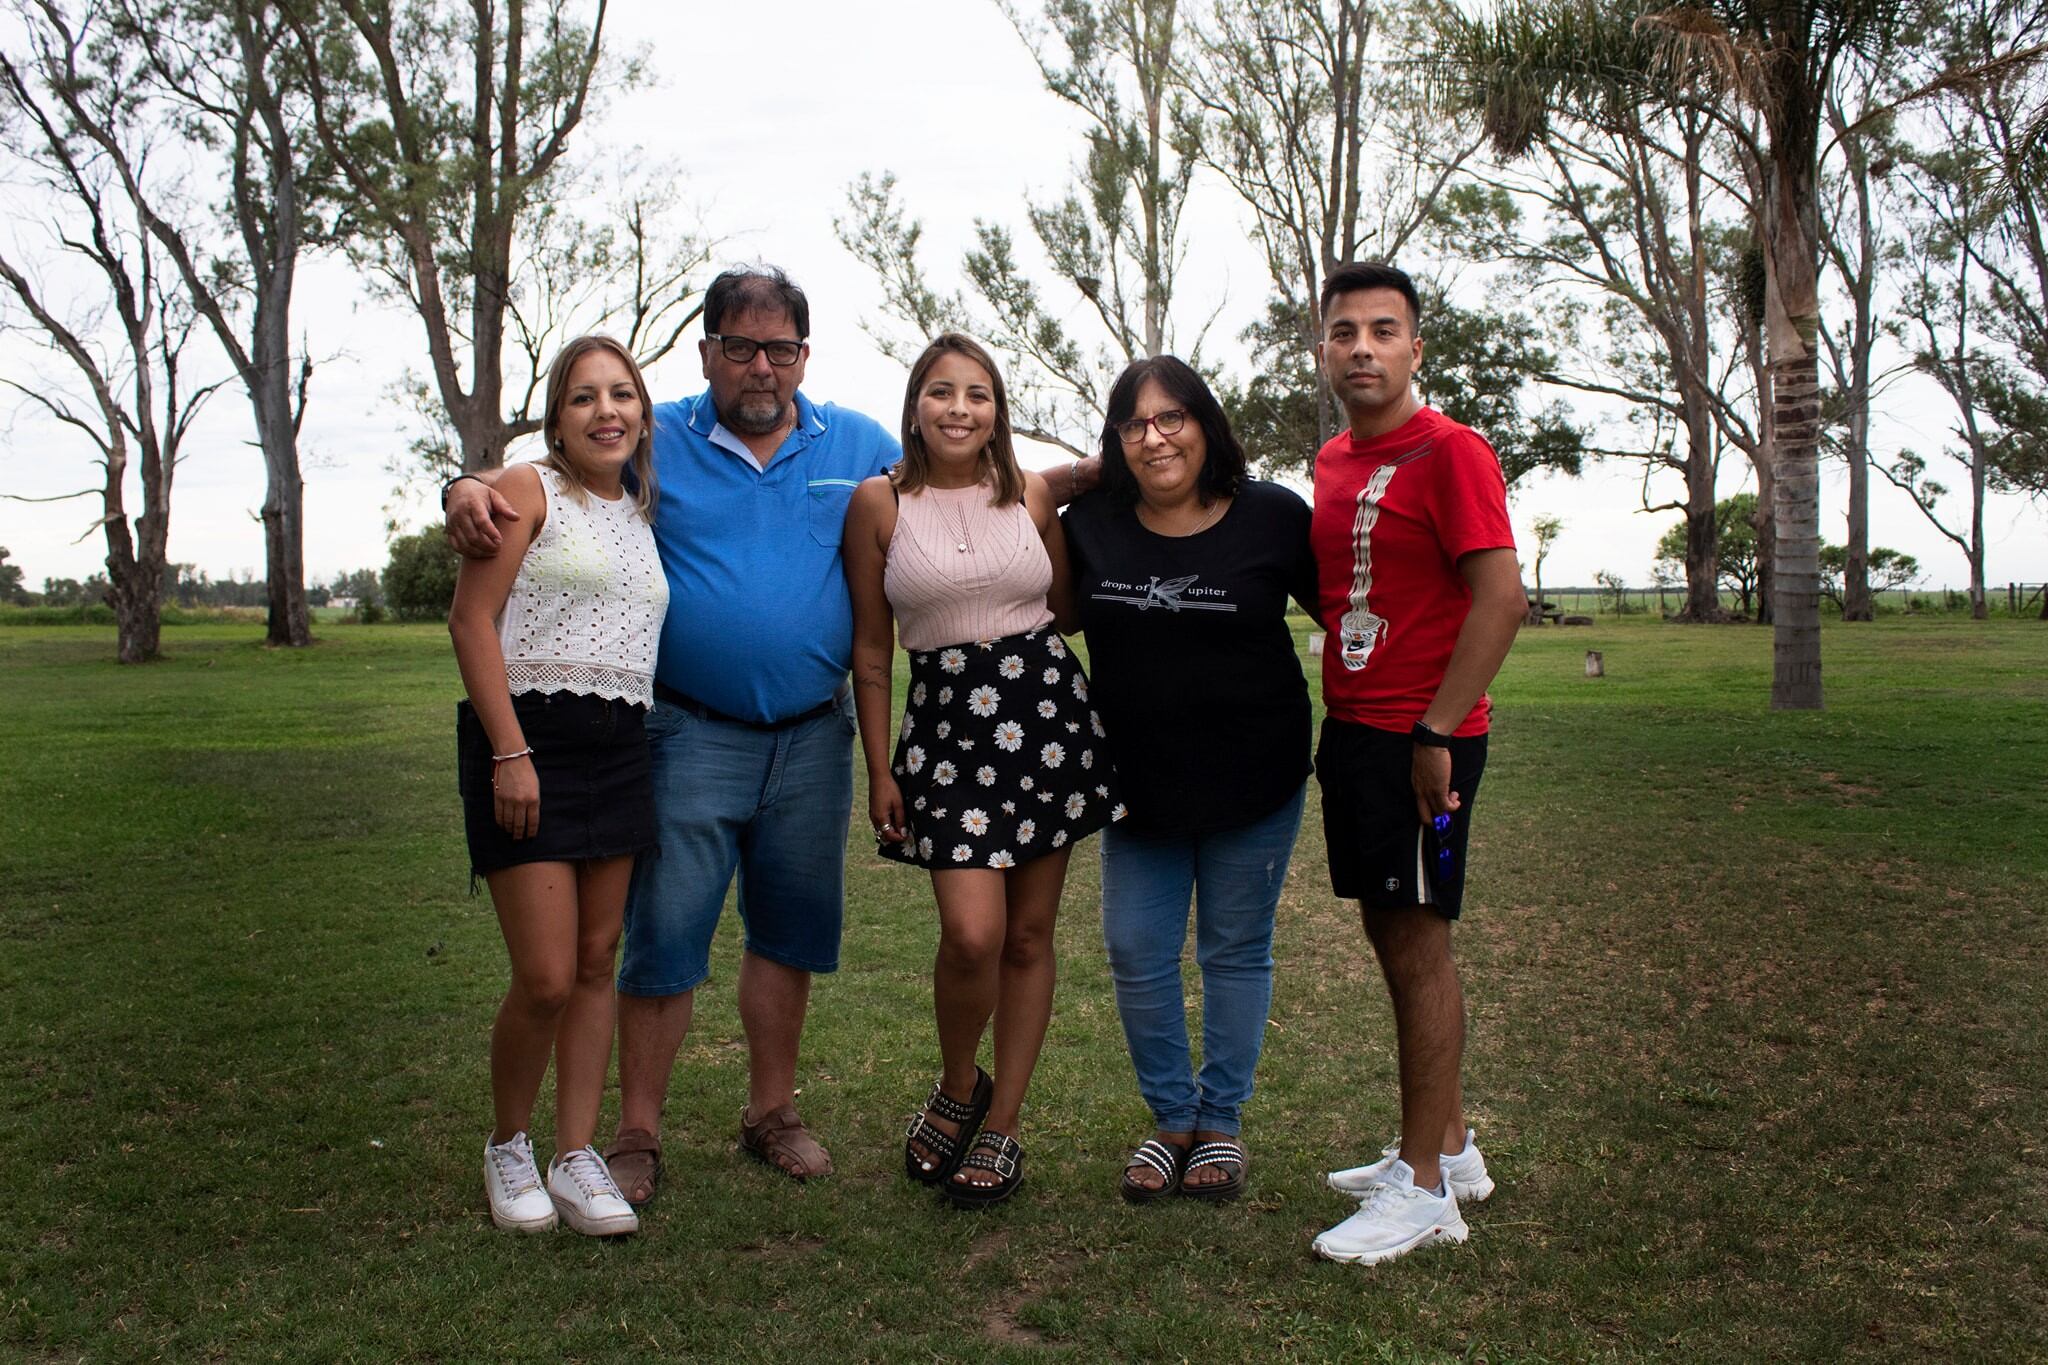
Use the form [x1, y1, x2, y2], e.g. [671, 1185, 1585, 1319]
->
[557, 1149, 623, 1200]
[489, 1141, 543, 1195]
[1356, 1178, 1430, 1221]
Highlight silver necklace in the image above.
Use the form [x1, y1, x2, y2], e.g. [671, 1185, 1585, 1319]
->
[939, 488, 974, 553]
[1142, 497, 1222, 537]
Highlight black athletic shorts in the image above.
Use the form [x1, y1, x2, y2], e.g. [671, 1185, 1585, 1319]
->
[1315, 718, 1487, 919]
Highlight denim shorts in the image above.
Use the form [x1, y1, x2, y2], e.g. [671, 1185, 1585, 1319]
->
[616, 693, 857, 996]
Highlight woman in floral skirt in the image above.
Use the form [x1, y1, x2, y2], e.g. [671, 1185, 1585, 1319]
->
[845, 332, 1121, 1208]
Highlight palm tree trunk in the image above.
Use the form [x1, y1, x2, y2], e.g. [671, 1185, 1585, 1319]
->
[1765, 152, 1823, 709]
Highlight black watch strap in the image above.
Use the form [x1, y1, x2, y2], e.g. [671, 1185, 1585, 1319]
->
[440, 472, 484, 510]
[1410, 720, 1453, 749]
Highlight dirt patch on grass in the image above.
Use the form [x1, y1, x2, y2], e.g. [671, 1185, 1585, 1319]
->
[1815, 771, 1882, 802]
[982, 1301, 1045, 1348]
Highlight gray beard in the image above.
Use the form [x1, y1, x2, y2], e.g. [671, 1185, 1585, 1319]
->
[722, 391, 788, 436]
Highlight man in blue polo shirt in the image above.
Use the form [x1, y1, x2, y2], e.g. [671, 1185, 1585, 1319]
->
[447, 265, 1094, 1204]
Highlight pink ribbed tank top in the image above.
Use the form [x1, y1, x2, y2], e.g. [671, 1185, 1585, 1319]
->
[885, 481, 1054, 651]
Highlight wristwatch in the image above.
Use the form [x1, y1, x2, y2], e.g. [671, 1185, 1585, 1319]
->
[440, 473, 484, 510]
[1410, 720, 1453, 749]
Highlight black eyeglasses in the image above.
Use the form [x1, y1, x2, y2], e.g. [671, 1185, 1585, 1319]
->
[706, 333, 805, 367]
[1430, 812, 1455, 883]
[1113, 408, 1188, 444]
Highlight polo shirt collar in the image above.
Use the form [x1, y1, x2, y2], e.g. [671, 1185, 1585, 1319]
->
[690, 390, 828, 471]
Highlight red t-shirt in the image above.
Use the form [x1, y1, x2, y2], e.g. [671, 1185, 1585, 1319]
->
[1311, 406, 1516, 735]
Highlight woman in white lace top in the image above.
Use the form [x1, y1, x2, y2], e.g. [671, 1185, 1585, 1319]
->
[448, 335, 668, 1238]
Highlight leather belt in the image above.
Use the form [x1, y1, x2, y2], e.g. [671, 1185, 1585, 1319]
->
[654, 681, 845, 731]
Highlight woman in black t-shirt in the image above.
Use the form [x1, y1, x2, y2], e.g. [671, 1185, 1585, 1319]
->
[1063, 355, 1318, 1203]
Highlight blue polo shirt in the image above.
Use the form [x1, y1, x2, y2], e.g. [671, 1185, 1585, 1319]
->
[647, 389, 899, 723]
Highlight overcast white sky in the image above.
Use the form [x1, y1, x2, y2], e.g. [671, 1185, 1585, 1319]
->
[3, 0, 2042, 593]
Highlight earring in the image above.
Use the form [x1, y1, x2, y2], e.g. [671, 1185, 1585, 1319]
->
[910, 422, 920, 436]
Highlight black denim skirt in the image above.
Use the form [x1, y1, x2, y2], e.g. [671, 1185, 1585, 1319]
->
[456, 691, 657, 881]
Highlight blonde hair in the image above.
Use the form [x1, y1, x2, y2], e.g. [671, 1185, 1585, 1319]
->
[894, 332, 1025, 506]
[540, 334, 659, 521]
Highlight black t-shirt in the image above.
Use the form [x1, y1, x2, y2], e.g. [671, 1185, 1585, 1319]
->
[1064, 479, 1317, 837]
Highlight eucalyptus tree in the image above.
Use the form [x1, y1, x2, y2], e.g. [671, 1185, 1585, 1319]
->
[287, 0, 706, 477]
[104, 0, 332, 647]
[1445, 0, 1919, 708]
[0, 10, 229, 662]
[1178, 0, 1470, 447]
[1171, 0, 1580, 477]
[1816, 52, 1905, 622]
[1924, 0, 2048, 510]
[1449, 85, 1761, 621]
[839, 0, 1199, 455]
[1882, 106, 2003, 617]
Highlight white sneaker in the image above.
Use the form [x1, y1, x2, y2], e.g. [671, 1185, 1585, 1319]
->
[1326, 1129, 1495, 1202]
[547, 1146, 640, 1237]
[1312, 1158, 1469, 1265]
[484, 1132, 557, 1232]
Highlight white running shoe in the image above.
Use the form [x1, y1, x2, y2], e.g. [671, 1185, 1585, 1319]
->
[547, 1146, 640, 1237]
[1312, 1158, 1469, 1265]
[1326, 1129, 1495, 1203]
[484, 1132, 557, 1233]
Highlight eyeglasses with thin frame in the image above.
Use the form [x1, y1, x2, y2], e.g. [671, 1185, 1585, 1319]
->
[1113, 408, 1189, 445]
[705, 333, 805, 367]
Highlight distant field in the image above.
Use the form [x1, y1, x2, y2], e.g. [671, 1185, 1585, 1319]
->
[2, 617, 2042, 1361]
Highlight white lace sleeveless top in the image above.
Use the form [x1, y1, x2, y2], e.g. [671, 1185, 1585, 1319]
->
[497, 464, 668, 707]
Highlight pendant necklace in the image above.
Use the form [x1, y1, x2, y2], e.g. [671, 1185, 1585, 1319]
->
[940, 488, 974, 553]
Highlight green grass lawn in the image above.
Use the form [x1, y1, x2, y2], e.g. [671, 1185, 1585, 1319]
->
[2, 617, 2043, 1362]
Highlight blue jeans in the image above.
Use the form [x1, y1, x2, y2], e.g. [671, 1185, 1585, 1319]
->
[1098, 784, 1306, 1136]
[617, 694, 856, 996]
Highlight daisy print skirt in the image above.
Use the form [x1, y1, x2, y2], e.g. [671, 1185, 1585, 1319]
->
[881, 628, 1124, 870]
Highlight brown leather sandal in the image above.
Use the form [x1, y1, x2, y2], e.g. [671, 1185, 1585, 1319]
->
[739, 1104, 834, 1181]
[602, 1128, 663, 1208]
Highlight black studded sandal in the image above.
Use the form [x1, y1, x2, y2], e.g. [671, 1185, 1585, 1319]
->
[904, 1066, 993, 1185]
[1119, 1137, 1190, 1204]
[1180, 1138, 1247, 1202]
[945, 1129, 1024, 1209]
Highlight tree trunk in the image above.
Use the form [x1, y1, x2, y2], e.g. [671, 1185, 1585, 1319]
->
[1838, 105, 1877, 623]
[1765, 150, 1823, 709]
[104, 499, 167, 665]
[1752, 455, 1776, 626]
[1842, 433, 1871, 620]
[112, 579, 164, 664]
[261, 440, 312, 646]
[1969, 443, 1988, 619]
[255, 337, 313, 647]
[1678, 397, 1725, 621]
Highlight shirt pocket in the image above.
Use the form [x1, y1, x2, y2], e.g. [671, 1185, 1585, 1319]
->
[806, 478, 860, 548]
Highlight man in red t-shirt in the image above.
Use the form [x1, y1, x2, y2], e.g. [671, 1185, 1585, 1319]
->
[1304, 263, 1527, 1266]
